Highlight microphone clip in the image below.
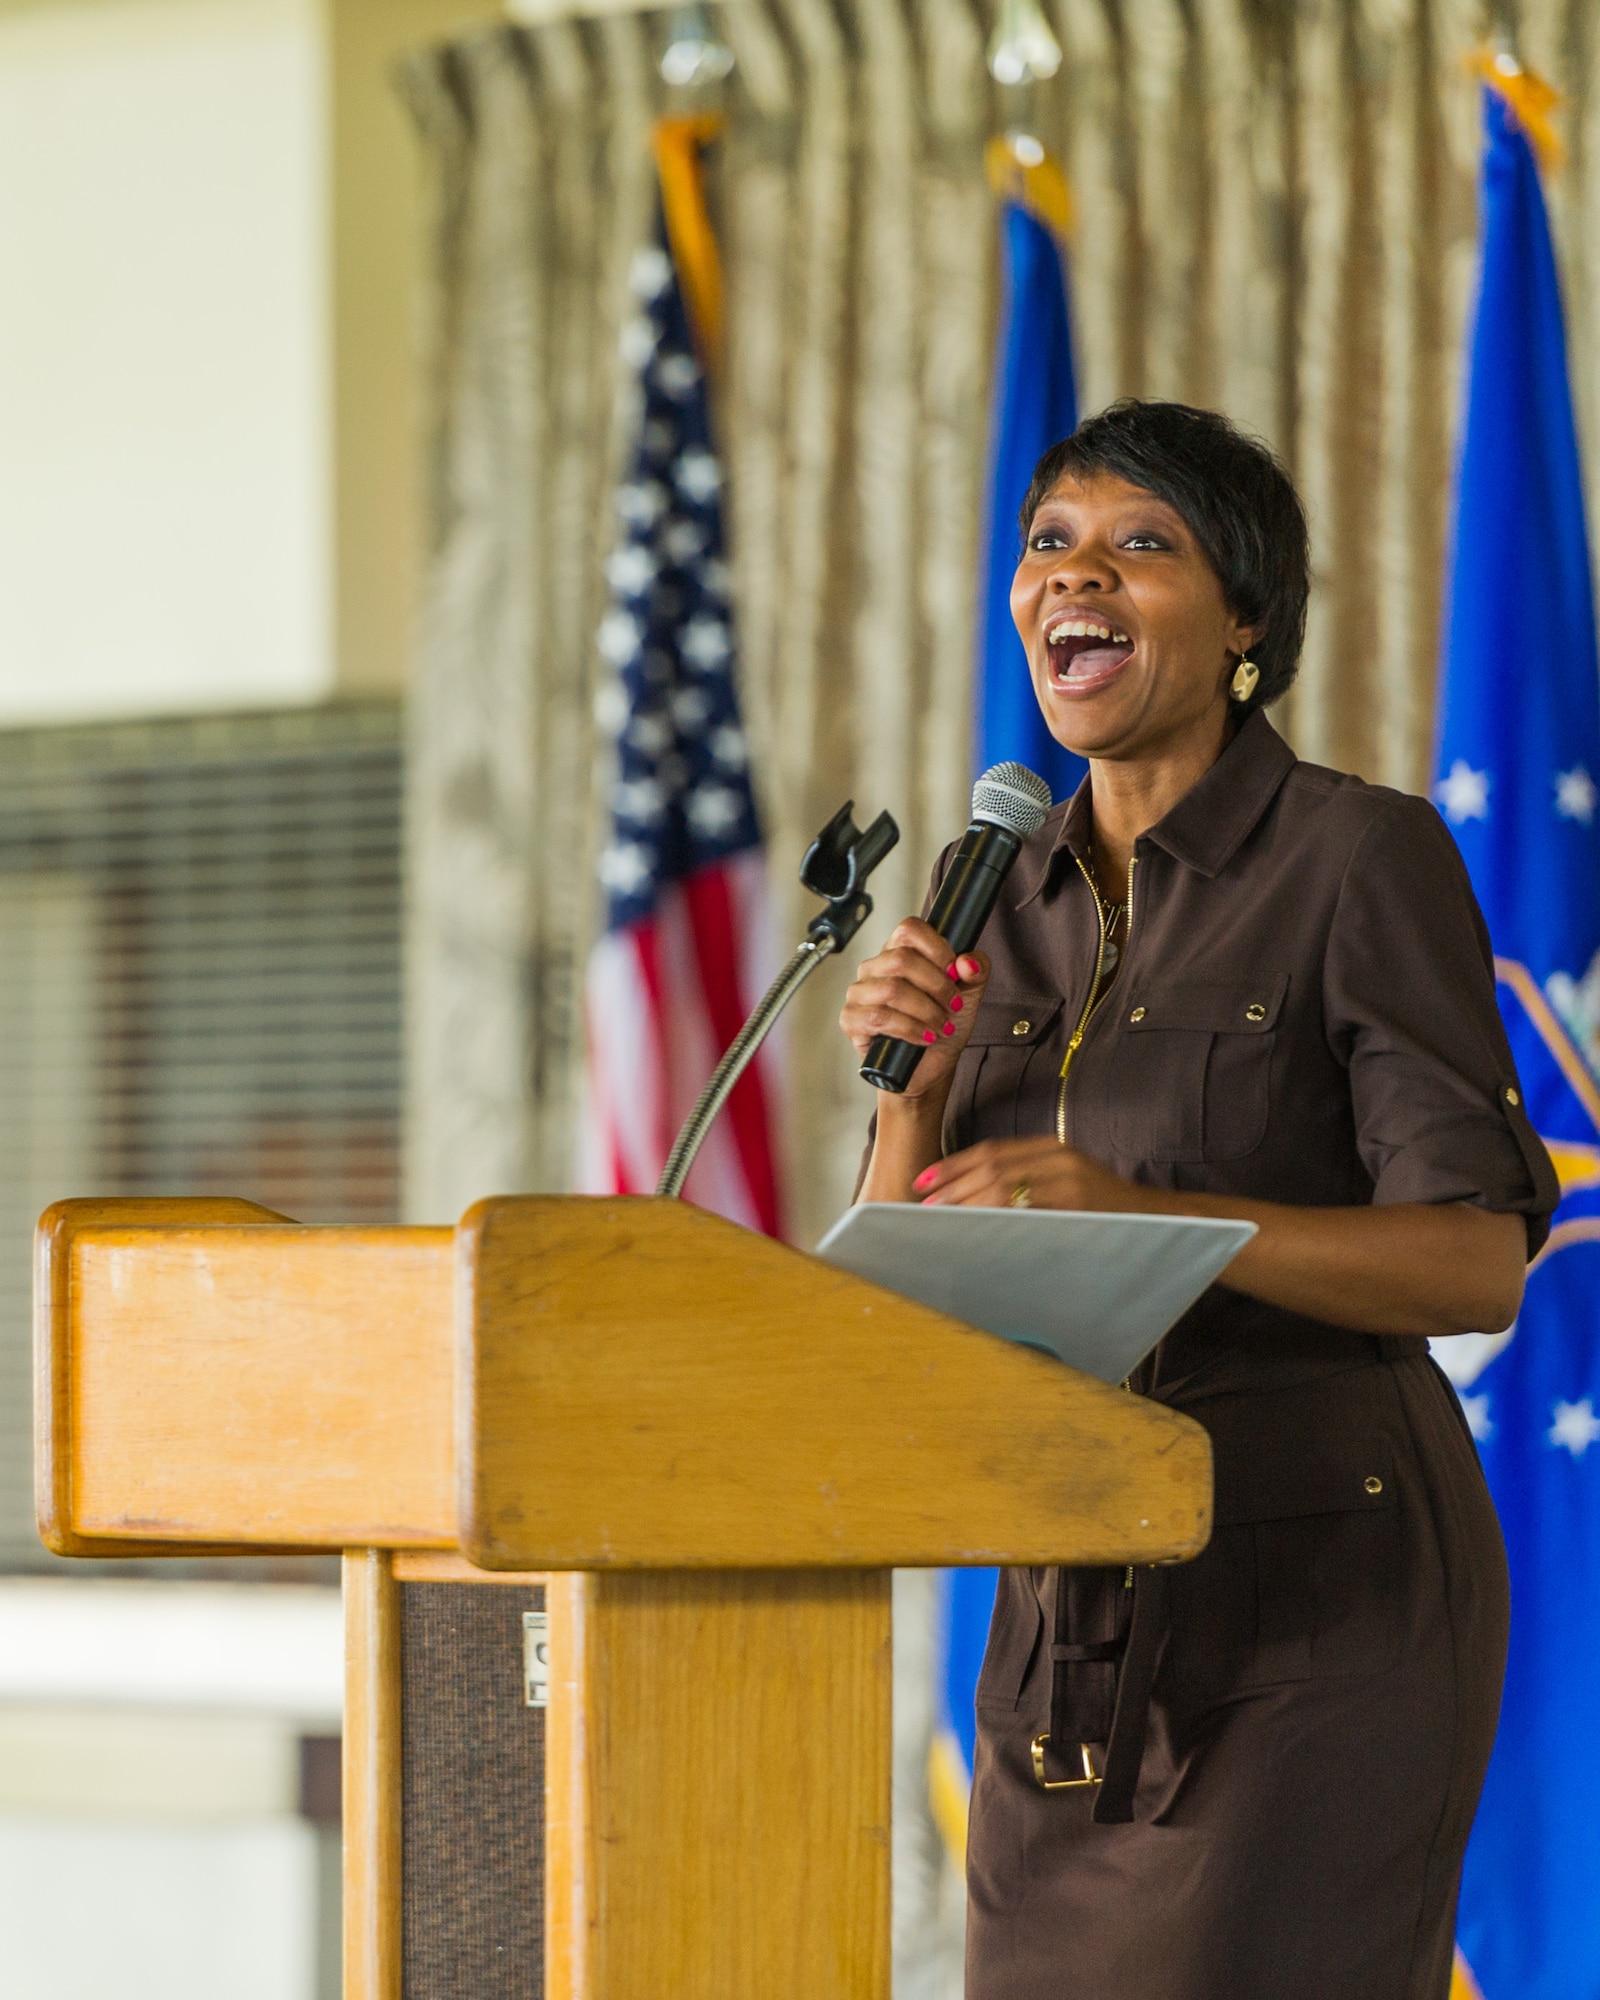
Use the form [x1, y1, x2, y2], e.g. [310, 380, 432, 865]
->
[655, 799, 898, 1200]
[799, 801, 900, 953]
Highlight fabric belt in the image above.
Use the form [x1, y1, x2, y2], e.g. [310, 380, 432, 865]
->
[1044, 1345, 1418, 1822]
[1045, 1564, 1171, 1824]
[1049, 1640, 1124, 1664]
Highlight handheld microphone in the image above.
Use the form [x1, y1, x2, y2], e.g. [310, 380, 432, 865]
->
[860, 761, 1053, 1093]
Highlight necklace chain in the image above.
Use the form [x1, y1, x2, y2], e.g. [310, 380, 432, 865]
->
[1091, 842, 1131, 932]
[1089, 840, 1130, 980]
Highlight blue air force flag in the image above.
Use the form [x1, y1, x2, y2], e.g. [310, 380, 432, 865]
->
[1431, 78, 1600, 2000]
[930, 155, 1087, 1859]
[974, 189, 1086, 804]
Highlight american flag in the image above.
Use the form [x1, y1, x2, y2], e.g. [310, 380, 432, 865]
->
[578, 210, 783, 1236]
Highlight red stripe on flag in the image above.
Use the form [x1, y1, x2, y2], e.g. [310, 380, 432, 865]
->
[629, 915, 675, 1172]
[684, 862, 783, 1236]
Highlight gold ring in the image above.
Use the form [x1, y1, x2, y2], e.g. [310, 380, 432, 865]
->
[1008, 1182, 1033, 1208]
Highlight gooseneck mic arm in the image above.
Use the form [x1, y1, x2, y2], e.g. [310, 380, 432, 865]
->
[859, 762, 1053, 1096]
[656, 802, 899, 1201]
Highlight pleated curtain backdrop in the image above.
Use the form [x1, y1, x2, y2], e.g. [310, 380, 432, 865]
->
[399, 9, 1600, 1991]
[401, 0, 1600, 1251]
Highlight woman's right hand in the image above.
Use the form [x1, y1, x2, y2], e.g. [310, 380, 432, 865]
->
[839, 920, 990, 1101]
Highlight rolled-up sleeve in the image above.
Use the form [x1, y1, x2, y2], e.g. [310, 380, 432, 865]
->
[1323, 793, 1559, 1253]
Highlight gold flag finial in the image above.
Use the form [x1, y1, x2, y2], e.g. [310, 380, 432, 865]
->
[1469, 47, 1563, 172]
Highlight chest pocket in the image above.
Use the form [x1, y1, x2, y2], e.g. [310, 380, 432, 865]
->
[945, 995, 1065, 1149]
[1106, 973, 1288, 1163]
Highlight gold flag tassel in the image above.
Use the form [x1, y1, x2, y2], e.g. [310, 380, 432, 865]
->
[1468, 45, 1563, 173]
[984, 131, 1073, 243]
[653, 115, 726, 373]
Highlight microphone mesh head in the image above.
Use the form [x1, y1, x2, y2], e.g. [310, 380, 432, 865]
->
[971, 761, 1052, 838]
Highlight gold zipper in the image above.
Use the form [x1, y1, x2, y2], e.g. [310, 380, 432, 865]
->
[1054, 851, 1138, 1146]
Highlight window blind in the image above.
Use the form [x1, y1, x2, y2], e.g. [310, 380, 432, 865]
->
[0, 705, 403, 1569]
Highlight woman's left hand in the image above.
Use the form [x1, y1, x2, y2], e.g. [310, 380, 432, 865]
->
[913, 1137, 1148, 1211]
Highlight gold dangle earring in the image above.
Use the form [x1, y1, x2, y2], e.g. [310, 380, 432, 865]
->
[1230, 657, 1260, 703]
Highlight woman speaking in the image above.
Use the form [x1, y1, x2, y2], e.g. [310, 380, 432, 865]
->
[841, 401, 1557, 2000]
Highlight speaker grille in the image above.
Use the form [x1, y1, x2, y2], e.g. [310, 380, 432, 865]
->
[401, 1582, 546, 2000]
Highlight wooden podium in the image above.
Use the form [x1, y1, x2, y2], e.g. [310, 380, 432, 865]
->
[35, 1193, 1212, 2000]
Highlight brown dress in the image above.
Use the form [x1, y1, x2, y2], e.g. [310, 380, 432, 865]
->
[936, 715, 1559, 2000]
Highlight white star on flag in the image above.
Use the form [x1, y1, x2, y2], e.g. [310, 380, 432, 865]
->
[598, 841, 653, 895]
[606, 544, 658, 596]
[671, 686, 713, 729]
[673, 449, 721, 502]
[628, 244, 672, 299]
[1435, 759, 1491, 824]
[686, 784, 744, 836]
[655, 353, 699, 400]
[1460, 1394, 1493, 1440]
[625, 710, 673, 754]
[597, 609, 642, 666]
[618, 316, 658, 370]
[663, 520, 706, 563]
[1553, 765, 1598, 825]
[1548, 1398, 1600, 1457]
[593, 680, 628, 734]
[613, 777, 666, 825]
[709, 724, 748, 769]
[617, 481, 668, 528]
[681, 616, 732, 670]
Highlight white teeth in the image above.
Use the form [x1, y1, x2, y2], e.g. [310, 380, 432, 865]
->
[1046, 618, 1130, 646]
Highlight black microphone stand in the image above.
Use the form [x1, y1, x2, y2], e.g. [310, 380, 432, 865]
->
[655, 802, 899, 1200]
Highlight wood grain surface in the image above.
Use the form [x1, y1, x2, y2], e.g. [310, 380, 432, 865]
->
[544, 1571, 591, 2000]
[40, 1202, 455, 1550]
[391, 1552, 548, 1585]
[345, 1549, 403, 2000]
[460, 1196, 1212, 1571]
[35, 1198, 299, 1557]
[546, 1570, 891, 2000]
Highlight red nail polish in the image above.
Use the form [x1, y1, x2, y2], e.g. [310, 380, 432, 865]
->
[914, 1169, 936, 1190]
[949, 995, 964, 1013]
[922, 1029, 936, 1044]
[946, 963, 959, 979]
[942, 1021, 955, 1036]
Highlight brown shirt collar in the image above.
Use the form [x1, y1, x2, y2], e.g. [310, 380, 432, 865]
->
[1015, 710, 1299, 906]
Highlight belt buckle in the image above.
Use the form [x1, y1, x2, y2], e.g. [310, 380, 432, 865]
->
[1030, 1733, 1102, 1791]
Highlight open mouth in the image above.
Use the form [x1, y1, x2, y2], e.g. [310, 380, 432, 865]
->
[1045, 618, 1135, 693]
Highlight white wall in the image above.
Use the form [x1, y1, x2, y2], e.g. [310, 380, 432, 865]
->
[0, 0, 331, 725]
[0, 1813, 322, 2000]
[0, 1581, 343, 2000]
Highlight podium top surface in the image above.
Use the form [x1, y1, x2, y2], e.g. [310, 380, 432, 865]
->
[37, 1195, 1211, 1570]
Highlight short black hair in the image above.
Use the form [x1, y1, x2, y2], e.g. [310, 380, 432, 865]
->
[1018, 401, 1310, 714]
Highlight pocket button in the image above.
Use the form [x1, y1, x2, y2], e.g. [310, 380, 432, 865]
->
[1012, 1019, 1031, 1037]
[1245, 1002, 1267, 1023]
[1364, 1475, 1383, 1496]
[1129, 1006, 1146, 1023]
